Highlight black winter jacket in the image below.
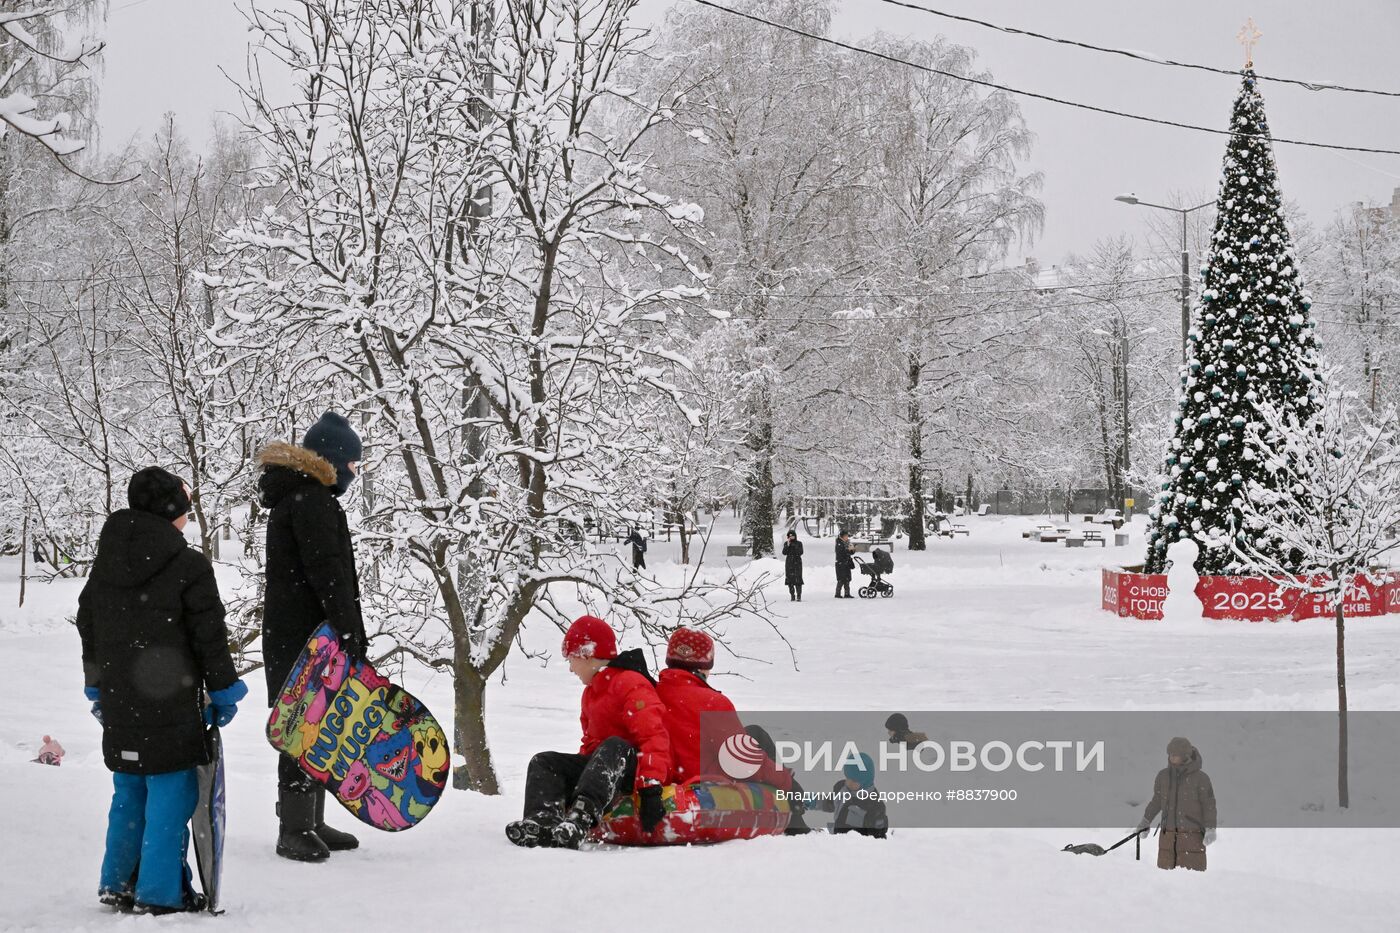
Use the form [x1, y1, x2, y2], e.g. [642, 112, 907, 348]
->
[782, 539, 804, 585]
[834, 538, 854, 580]
[257, 442, 367, 704]
[77, 510, 238, 774]
[823, 779, 889, 838]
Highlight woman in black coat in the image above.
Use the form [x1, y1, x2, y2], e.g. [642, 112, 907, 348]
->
[782, 530, 804, 601]
[257, 412, 368, 862]
[77, 467, 246, 913]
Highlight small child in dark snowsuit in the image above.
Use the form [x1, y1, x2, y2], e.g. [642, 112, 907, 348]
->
[816, 752, 889, 838]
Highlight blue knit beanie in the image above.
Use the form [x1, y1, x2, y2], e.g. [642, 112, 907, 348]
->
[843, 752, 876, 789]
[303, 412, 363, 495]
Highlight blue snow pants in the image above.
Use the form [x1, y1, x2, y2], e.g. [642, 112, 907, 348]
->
[99, 768, 198, 908]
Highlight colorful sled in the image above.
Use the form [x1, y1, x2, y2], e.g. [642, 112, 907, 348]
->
[191, 725, 225, 913]
[594, 779, 791, 846]
[267, 622, 450, 831]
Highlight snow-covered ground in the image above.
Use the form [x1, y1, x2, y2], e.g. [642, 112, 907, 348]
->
[3, 516, 1398, 931]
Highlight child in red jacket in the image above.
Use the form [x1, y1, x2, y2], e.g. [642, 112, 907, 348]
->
[656, 627, 791, 790]
[506, 616, 673, 849]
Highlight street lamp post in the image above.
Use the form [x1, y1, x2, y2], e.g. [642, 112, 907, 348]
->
[1114, 194, 1215, 364]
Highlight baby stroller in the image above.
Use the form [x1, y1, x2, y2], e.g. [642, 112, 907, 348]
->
[854, 548, 894, 599]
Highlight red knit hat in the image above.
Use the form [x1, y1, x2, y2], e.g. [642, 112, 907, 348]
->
[666, 627, 714, 671]
[562, 615, 617, 660]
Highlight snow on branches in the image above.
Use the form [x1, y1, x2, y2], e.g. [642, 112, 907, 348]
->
[1229, 378, 1400, 607]
[0, 8, 102, 161]
[221, 0, 770, 793]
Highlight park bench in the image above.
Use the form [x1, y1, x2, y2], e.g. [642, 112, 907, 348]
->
[1067, 529, 1107, 548]
[852, 539, 894, 553]
[659, 521, 699, 541]
[726, 545, 750, 557]
[1083, 509, 1125, 529]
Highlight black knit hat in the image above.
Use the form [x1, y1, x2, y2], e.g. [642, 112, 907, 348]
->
[885, 713, 909, 733]
[128, 467, 191, 520]
[303, 411, 363, 495]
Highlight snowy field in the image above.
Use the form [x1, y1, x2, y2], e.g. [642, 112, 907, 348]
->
[3, 516, 1399, 932]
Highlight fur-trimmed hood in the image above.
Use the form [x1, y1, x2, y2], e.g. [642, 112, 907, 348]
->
[256, 442, 336, 488]
[257, 442, 338, 508]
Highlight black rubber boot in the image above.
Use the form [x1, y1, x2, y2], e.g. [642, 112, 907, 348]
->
[313, 787, 360, 851]
[132, 893, 206, 916]
[506, 806, 564, 848]
[98, 889, 134, 912]
[550, 798, 600, 850]
[276, 787, 330, 862]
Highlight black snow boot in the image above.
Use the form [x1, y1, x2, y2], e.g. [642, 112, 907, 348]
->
[506, 806, 564, 848]
[550, 798, 601, 850]
[313, 787, 360, 851]
[276, 787, 330, 862]
[132, 892, 206, 915]
[98, 889, 134, 912]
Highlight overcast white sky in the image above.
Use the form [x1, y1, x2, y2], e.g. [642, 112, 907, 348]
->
[99, 0, 1400, 265]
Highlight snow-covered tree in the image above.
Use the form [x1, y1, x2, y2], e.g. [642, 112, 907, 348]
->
[1229, 380, 1400, 808]
[1145, 70, 1322, 574]
[0, 4, 103, 161]
[1041, 239, 1180, 506]
[644, 0, 870, 557]
[222, 0, 767, 794]
[856, 35, 1042, 549]
[0, 118, 274, 603]
[1312, 201, 1400, 413]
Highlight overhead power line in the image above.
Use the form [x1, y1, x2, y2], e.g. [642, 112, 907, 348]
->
[687, 0, 1400, 156]
[874, 0, 1400, 99]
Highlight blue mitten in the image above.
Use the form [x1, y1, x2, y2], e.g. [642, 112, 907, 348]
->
[84, 686, 102, 723]
[207, 679, 249, 728]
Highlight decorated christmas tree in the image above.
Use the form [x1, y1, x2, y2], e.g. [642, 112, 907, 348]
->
[1144, 62, 1323, 575]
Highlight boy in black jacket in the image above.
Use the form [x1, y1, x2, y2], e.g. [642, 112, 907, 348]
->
[78, 467, 247, 914]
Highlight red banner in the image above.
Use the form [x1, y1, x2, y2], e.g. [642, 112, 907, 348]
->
[1102, 568, 1400, 622]
[1101, 567, 1168, 620]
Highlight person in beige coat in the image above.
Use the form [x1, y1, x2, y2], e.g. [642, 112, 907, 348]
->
[1136, 736, 1217, 871]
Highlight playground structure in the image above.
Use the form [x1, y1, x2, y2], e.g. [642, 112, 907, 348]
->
[789, 494, 970, 541]
[792, 494, 907, 540]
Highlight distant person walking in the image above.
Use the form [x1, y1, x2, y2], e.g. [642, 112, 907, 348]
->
[834, 530, 854, 599]
[623, 526, 648, 570]
[782, 530, 804, 601]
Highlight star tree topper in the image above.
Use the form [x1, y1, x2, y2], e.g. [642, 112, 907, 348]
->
[1237, 18, 1263, 68]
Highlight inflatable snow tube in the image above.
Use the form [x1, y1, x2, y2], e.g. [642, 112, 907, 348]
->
[594, 780, 791, 846]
